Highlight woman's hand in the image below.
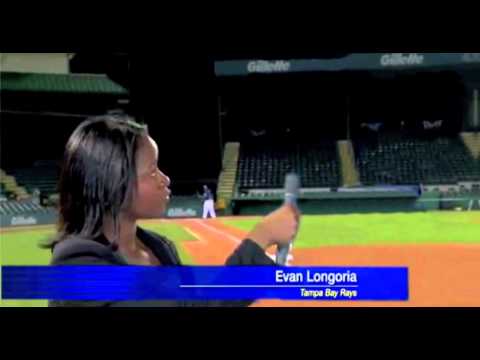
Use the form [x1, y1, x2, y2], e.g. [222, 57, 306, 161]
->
[247, 204, 300, 250]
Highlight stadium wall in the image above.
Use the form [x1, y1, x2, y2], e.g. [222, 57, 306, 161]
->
[230, 192, 480, 215]
[164, 196, 204, 218]
[0, 210, 57, 228]
[0, 196, 206, 228]
[231, 198, 420, 215]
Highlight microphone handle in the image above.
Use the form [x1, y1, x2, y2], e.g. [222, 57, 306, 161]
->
[276, 243, 290, 265]
[276, 196, 296, 265]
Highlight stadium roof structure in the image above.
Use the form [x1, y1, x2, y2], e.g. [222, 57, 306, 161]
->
[0, 72, 128, 95]
[215, 53, 480, 77]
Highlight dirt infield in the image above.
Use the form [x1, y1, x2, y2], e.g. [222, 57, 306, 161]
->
[176, 219, 241, 264]
[175, 218, 480, 307]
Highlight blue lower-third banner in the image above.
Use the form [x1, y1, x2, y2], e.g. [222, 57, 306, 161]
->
[1, 266, 409, 301]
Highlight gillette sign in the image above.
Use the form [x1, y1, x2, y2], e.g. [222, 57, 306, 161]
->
[380, 53, 425, 67]
[247, 60, 291, 74]
[462, 53, 480, 63]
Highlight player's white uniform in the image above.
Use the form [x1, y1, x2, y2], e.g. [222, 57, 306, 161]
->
[202, 187, 216, 219]
[203, 199, 216, 218]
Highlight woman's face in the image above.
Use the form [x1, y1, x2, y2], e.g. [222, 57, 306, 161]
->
[129, 135, 171, 219]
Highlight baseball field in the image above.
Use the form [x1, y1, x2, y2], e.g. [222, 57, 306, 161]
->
[1, 211, 479, 307]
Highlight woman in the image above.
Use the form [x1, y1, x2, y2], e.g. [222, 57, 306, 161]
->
[47, 114, 300, 307]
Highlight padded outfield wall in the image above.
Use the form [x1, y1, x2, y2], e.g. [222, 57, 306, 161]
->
[0, 196, 206, 228]
[229, 188, 480, 216]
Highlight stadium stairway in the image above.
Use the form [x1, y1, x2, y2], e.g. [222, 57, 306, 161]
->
[337, 140, 360, 187]
[216, 142, 240, 210]
[461, 132, 480, 159]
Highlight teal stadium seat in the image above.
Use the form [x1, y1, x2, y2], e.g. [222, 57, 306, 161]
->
[237, 142, 341, 190]
[355, 134, 479, 186]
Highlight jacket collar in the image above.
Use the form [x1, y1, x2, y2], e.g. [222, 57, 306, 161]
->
[95, 226, 175, 266]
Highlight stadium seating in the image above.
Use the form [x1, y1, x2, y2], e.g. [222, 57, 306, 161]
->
[355, 134, 479, 186]
[237, 142, 341, 189]
[7, 161, 60, 196]
[0, 199, 47, 216]
[0, 184, 8, 200]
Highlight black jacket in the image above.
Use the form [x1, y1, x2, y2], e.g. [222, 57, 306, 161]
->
[49, 227, 275, 307]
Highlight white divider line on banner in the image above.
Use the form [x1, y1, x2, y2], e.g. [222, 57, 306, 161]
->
[179, 285, 360, 288]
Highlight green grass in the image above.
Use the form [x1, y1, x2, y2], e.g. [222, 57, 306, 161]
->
[221, 212, 480, 248]
[0, 222, 197, 307]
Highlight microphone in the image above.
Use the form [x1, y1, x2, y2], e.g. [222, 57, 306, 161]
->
[276, 173, 300, 265]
